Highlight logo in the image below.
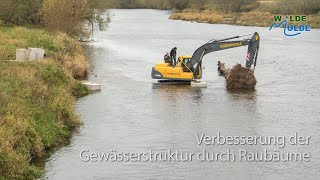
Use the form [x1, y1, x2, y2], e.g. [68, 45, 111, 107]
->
[220, 42, 242, 49]
[269, 15, 311, 36]
[167, 73, 179, 76]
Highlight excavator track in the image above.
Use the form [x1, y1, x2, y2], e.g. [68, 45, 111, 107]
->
[157, 80, 191, 85]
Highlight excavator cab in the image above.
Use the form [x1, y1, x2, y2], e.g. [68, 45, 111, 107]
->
[180, 57, 202, 78]
[151, 55, 201, 81]
[181, 57, 191, 72]
[151, 32, 260, 82]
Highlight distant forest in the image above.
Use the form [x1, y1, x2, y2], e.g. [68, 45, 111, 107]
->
[92, 0, 320, 14]
[0, 0, 109, 36]
[0, 0, 319, 36]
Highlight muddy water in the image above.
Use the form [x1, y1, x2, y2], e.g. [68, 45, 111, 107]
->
[43, 10, 320, 179]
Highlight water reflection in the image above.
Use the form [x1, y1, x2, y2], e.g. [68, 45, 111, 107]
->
[152, 82, 204, 100]
[227, 89, 257, 102]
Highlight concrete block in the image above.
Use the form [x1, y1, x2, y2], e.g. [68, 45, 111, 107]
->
[82, 82, 101, 91]
[191, 80, 207, 88]
[28, 48, 45, 60]
[16, 49, 29, 61]
[16, 48, 45, 61]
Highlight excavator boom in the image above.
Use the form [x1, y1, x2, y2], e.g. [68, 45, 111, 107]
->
[190, 32, 260, 78]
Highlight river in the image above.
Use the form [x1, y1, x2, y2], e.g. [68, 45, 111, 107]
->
[43, 9, 320, 179]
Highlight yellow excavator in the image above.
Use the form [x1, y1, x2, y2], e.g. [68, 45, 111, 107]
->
[151, 32, 260, 82]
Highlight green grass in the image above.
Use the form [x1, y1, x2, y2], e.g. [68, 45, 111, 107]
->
[0, 27, 90, 179]
[0, 60, 85, 179]
[0, 27, 71, 59]
[0, 26, 89, 79]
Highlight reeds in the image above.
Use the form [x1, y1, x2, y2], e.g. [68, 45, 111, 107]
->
[170, 10, 320, 28]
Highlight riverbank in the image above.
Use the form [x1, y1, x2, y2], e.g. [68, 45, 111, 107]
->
[170, 10, 320, 28]
[0, 27, 90, 179]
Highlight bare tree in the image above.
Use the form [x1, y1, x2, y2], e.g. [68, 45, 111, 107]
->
[0, 0, 42, 25]
[215, 0, 258, 13]
[168, 0, 189, 11]
[191, 0, 209, 10]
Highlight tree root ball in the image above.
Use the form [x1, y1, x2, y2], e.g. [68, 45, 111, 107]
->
[226, 64, 256, 89]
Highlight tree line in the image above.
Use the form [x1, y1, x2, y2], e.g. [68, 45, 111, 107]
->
[90, 0, 257, 11]
[0, 0, 108, 36]
[0, 0, 318, 36]
[98, 0, 319, 14]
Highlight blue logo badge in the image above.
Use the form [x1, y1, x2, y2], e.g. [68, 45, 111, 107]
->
[269, 15, 311, 36]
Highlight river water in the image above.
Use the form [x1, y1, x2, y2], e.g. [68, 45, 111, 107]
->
[43, 10, 320, 179]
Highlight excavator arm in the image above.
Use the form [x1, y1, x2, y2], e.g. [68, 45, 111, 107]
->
[190, 32, 260, 79]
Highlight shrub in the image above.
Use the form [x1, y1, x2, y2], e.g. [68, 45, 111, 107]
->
[60, 54, 89, 79]
[190, 0, 209, 10]
[41, 64, 68, 86]
[0, 0, 42, 25]
[215, 0, 259, 13]
[72, 83, 91, 98]
[0, 0, 109, 37]
[168, 0, 190, 10]
[260, 0, 320, 15]
[41, 0, 88, 36]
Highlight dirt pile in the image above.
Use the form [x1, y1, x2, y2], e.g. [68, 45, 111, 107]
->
[226, 64, 256, 89]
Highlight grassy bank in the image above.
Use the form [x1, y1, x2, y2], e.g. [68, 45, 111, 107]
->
[170, 10, 320, 28]
[0, 27, 90, 79]
[0, 27, 90, 179]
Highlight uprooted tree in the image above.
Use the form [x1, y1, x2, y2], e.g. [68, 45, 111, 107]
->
[218, 62, 257, 90]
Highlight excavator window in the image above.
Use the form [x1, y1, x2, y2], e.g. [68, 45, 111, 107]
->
[183, 58, 190, 64]
[182, 58, 192, 72]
